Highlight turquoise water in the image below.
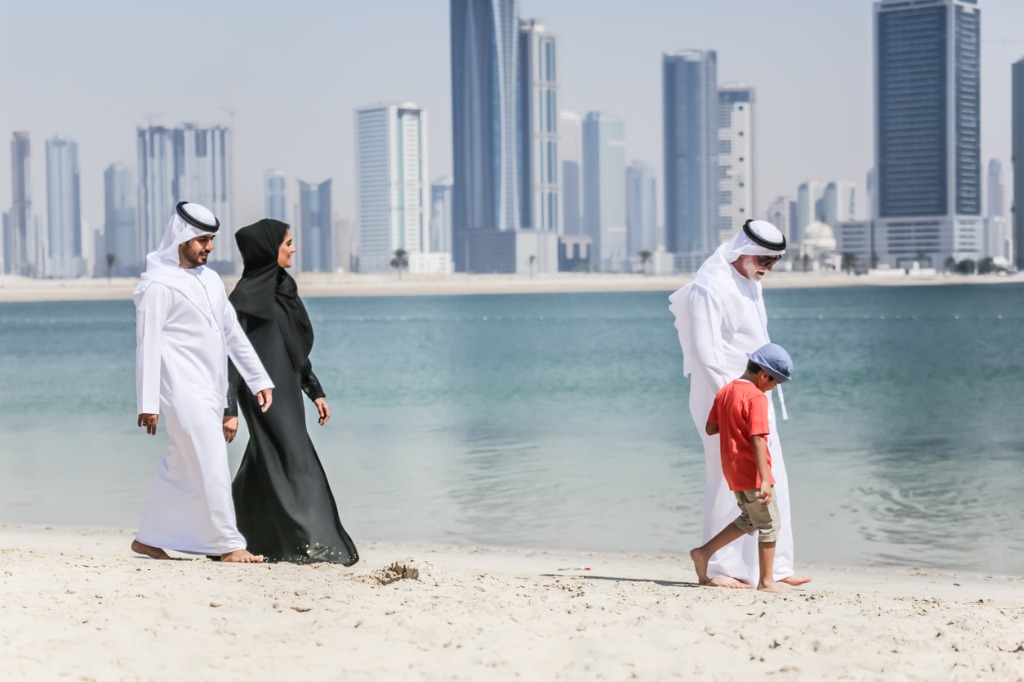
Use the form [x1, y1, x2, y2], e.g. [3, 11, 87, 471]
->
[1, 285, 1022, 573]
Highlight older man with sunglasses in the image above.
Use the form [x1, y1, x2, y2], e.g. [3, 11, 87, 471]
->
[669, 219, 810, 589]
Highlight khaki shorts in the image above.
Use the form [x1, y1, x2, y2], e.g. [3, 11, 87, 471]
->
[732, 489, 781, 543]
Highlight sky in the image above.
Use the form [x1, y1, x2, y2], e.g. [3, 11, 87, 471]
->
[2, 0, 1024, 237]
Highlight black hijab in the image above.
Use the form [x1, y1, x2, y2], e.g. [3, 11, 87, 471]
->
[230, 219, 314, 372]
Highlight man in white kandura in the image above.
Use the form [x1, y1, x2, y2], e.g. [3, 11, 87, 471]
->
[133, 202, 274, 563]
[669, 219, 810, 588]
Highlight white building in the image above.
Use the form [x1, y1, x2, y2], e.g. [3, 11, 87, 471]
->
[518, 19, 560, 234]
[265, 170, 287, 223]
[717, 85, 755, 244]
[356, 103, 448, 274]
[45, 137, 84, 278]
[583, 112, 627, 272]
[626, 160, 657, 256]
[821, 181, 856, 226]
[430, 178, 453, 254]
[558, 111, 582, 235]
[137, 124, 233, 272]
[795, 181, 826, 243]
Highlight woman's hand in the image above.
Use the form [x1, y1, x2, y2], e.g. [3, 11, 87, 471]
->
[223, 416, 238, 443]
[314, 398, 330, 426]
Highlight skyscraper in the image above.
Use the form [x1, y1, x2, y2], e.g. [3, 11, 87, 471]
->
[265, 170, 288, 223]
[297, 179, 332, 273]
[583, 112, 627, 272]
[663, 50, 718, 272]
[137, 124, 233, 272]
[986, 158, 1004, 219]
[9, 132, 34, 277]
[795, 181, 826, 241]
[450, 0, 520, 271]
[355, 103, 441, 274]
[559, 111, 583, 235]
[518, 18, 560, 234]
[103, 163, 138, 277]
[1014, 59, 1024, 268]
[45, 137, 83, 278]
[626, 161, 657, 256]
[874, 0, 981, 269]
[821, 181, 857, 227]
[430, 178, 454, 254]
[717, 85, 755, 245]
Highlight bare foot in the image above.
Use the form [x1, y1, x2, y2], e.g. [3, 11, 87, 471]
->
[780, 574, 812, 586]
[220, 549, 264, 564]
[689, 548, 711, 585]
[131, 539, 173, 560]
[708, 576, 752, 589]
[757, 580, 790, 594]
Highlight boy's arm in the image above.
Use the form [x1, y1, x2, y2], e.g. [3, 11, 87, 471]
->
[750, 434, 772, 505]
[705, 420, 719, 436]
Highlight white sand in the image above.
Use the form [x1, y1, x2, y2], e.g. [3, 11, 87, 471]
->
[0, 525, 1021, 680]
[1, 270, 1020, 302]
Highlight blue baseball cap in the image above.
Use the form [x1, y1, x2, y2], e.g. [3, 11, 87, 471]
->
[747, 343, 793, 383]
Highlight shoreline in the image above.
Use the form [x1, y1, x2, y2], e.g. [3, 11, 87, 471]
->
[1, 523, 1021, 680]
[0, 270, 1022, 303]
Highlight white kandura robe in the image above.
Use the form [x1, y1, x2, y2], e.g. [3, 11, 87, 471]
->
[669, 245, 795, 585]
[135, 266, 272, 555]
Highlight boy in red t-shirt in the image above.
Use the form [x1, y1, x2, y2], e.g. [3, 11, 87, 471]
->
[690, 343, 793, 593]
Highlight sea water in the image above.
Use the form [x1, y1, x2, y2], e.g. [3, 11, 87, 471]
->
[1, 284, 1021, 573]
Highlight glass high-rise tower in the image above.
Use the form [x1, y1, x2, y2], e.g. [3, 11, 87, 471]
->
[137, 124, 234, 272]
[450, 0, 520, 271]
[663, 50, 718, 272]
[45, 137, 83, 279]
[874, 0, 981, 269]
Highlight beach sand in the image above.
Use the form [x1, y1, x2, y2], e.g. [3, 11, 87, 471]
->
[1, 270, 1021, 303]
[0, 525, 1021, 680]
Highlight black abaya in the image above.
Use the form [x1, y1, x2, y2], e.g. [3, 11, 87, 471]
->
[227, 315, 358, 565]
[225, 218, 357, 565]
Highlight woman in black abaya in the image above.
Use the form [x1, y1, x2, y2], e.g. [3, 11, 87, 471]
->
[223, 219, 358, 565]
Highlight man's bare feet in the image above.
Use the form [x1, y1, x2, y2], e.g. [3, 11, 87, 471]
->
[708, 576, 752, 589]
[780, 574, 812, 586]
[757, 580, 790, 594]
[220, 549, 264, 564]
[131, 539, 173, 560]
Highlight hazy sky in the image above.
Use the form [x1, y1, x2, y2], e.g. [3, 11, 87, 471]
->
[2, 0, 1024, 236]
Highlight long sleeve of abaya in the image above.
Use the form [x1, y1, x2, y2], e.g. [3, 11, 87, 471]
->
[225, 360, 241, 418]
[300, 359, 326, 402]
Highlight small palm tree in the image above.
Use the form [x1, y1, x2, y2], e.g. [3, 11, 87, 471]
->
[390, 248, 409, 279]
[106, 253, 117, 282]
[638, 250, 652, 276]
[528, 254, 536, 277]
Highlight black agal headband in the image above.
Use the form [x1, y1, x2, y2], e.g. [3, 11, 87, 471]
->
[176, 201, 220, 233]
[742, 219, 785, 251]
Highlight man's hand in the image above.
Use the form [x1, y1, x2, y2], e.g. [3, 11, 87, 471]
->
[757, 482, 773, 506]
[223, 416, 238, 443]
[138, 413, 159, 435]
[256, 389, 273, 413]
[314, 397, 331, 426]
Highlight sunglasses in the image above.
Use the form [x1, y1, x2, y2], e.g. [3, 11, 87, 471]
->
[756, 255, 782, 267]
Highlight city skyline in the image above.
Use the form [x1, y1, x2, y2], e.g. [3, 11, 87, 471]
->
[2, 1, 1024, 253]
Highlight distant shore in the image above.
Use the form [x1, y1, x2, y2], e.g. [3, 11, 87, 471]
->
[0, 270, 1020, 303]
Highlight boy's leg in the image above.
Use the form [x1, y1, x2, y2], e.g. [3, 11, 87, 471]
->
[690, 522, 748, 587]
[757, 541, 787, 593]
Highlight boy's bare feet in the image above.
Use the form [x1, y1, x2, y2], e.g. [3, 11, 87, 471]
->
[690, 548, 751, 588]
[220, 549, 264, 564]
[757, 581, 790, 594]
[780, 574, 812, 586]
[131, 539, 173, 560]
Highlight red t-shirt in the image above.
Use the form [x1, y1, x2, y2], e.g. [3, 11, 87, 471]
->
[707, 379, 775, 491]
